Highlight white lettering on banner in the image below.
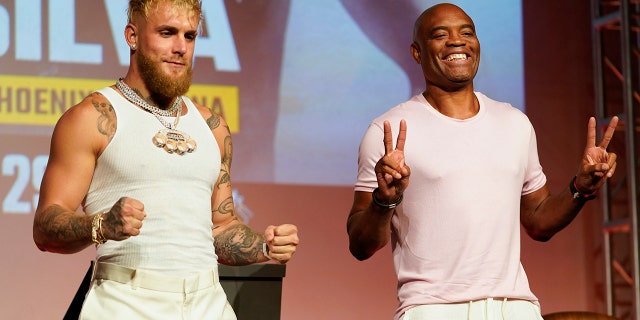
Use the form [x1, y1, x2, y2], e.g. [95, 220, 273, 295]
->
[104, 0, 129, 65]
[15, 0, 42, 61]
[49, 0, 102, 64]
[0, 5, 9, 56]
[2, 154, 48, 215]
[196, 0, 240, 71]
[3, 0, 241, 71]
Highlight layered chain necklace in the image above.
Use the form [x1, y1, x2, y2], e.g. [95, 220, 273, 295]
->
[116, 78, 197, 154]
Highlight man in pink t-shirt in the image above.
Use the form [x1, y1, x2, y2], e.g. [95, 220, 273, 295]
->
[347, 3, 619, 320]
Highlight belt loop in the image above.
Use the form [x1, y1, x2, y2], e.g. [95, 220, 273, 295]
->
[90, 260, 98, 282]
[182, 278, 187, 301]
[131, 269, 139, 290]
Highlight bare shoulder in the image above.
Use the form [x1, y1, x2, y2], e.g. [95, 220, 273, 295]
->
[191, 100, 228, 133]
[61, 92, 113, 125]
[54, 91, 116, 153]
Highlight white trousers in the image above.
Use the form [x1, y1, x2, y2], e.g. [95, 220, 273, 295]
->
[79, 262, 236, 320]
[400, 298, 544, 320]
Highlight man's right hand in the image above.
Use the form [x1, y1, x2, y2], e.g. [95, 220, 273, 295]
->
[102, 197, 146, 241]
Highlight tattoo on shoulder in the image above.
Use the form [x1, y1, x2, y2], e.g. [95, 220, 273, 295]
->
[91, 94, 116, 141]
[206, 114, 221, 130]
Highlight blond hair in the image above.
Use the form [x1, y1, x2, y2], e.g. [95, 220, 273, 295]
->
[127, 0, 203, 24]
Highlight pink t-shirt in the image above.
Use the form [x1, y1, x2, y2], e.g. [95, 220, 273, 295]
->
[355, 93, 547, 319]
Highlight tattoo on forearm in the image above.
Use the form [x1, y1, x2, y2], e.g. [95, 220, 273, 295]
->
[214, 224, 264, 265]
[92, 94, 116, 141]
[35, 205, 90, 242]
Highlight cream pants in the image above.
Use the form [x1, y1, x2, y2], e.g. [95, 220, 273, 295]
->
[79, 262, 236, 320]
[400, 298, 544, 320]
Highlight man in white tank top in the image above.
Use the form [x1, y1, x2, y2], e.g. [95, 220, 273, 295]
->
[347, 3, 619, 320]
[32, 1, 299, 319]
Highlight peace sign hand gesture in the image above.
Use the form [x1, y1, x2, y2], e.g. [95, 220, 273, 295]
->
[575, 116, 619, 194]
[373, 120, 411, 203]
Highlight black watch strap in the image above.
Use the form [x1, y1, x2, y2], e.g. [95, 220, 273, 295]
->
[570, 176, 596, 201]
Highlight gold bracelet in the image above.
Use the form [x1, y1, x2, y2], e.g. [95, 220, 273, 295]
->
[91, 213, 107, 244]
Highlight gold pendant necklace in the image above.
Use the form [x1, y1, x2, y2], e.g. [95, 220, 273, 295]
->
[116, 78, 197, 154]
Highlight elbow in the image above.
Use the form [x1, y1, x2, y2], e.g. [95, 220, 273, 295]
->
[530, 234, 553, 242]
[348, 236, 383, 261]
[349, 245, 374, 261]
[525, 228, 556, 242]
[33, 229, 51, 252]
[32, 224, 47, 251]
[32, 223, 57, 252]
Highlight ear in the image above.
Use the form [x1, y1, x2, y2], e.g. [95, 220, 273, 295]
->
[125, 23, 138, 50]
[410, 42, 421, 64]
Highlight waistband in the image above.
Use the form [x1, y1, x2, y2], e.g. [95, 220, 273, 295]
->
[92, 261, 219, 294]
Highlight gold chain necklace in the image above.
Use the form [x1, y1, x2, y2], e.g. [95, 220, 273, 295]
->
[116, 78, 197, 154]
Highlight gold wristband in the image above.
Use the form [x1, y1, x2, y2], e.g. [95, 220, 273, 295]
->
[91, 213, 107, 244]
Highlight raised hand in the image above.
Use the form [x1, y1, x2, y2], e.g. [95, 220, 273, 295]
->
[374, 120, 410, 199]
[576, 116, 619, 193]
[101, 197, 146, 241]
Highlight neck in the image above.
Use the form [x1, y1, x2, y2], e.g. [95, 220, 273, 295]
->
[423, 86, 478, 120]
[149, 93, 177, 110]
[116, 78, 182, 117]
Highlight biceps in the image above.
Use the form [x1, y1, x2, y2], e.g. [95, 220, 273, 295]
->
[38, 151, 95, 213]
[520, 184, 550, 228]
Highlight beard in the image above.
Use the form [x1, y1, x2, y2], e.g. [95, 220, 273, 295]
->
[137, 51, 193, 102]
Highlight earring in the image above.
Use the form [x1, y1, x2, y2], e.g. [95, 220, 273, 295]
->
[131, 44, 137, 50]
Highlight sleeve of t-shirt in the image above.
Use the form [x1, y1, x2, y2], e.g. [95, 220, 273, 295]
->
[522, 123, 547, 195]
[354, 121, 385, 192]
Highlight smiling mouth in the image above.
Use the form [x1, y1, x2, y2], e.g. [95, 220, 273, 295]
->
[445, 53, 468, 61]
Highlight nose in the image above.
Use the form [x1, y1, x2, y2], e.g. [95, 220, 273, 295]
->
[446, 34, 465, 47]
[173, 37, 188, 55]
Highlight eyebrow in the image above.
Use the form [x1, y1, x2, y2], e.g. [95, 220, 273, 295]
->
[156, 24, 198, 34]
[430, 23, 475, 33]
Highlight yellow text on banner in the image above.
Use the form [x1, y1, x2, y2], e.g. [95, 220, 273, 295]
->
[0, 75, 240, 132]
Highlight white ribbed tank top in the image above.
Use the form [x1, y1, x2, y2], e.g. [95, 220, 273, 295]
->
[83, 87, 220, 276]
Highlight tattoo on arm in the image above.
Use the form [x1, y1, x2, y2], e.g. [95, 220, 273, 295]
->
[218, 134, 233, 189]
[212, 196, 235, 220]
[212, 197, 236, 230]
[92, 94, 116, 141]
[101, 199, 129, 240]
[206, 113, 220, 130]
[35, 205, 91, 243]
[214, 223, 265, 265]
[207, 113, 233, 190]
